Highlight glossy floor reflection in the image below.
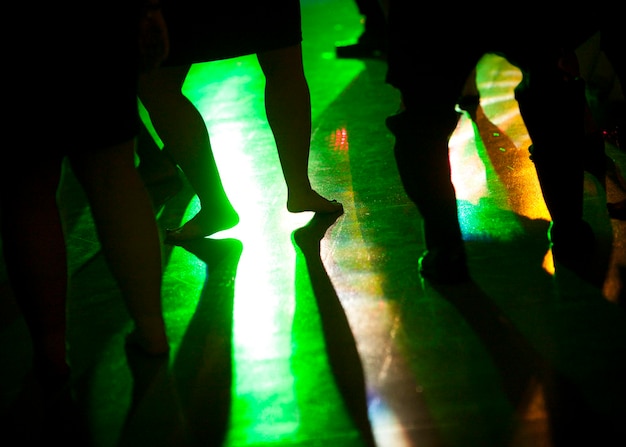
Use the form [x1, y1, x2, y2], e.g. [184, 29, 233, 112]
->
[2, 1, 626, 446]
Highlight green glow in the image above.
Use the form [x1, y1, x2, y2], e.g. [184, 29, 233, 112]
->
[162, 24, 558, 446]
[148, 47, 558, 445]
[451, 55, 551, 242]
[180, 53, 361, 444]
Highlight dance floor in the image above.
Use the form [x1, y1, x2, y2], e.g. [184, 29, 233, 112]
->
[2, 1, 625, 446]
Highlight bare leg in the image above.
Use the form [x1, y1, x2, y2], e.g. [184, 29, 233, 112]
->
[70, 140, 168, 355]
[257, 45, 343, 214]
[0, 157, 70, 383]
[138, 66, 239, 242]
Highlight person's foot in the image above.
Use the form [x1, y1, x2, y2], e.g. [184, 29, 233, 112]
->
[549, 220, 595, 265]
[549, 220, 602, 285]
[287, 189, 344, 214]
[165, 208, 240, 245]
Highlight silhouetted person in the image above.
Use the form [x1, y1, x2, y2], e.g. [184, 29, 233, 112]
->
[137, 1, 343, 245]
[1, 4, 170, 435]
[384, 3, 603, 283]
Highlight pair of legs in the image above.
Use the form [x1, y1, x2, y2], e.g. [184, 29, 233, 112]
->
[138, 43, 342, 244]
[386, 73, 471, 284]
[1, 139, 169, 388]
[138, 63, 239, 243]
[385, 12, 593, 281]
[384, 14, 483, 283]
[256, 44, 342, 213]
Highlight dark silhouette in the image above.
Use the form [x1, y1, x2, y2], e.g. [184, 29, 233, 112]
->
[384, 4, 605, 283]
[137, 1, 343, 246]
[1, 2, 169, 442]
[293, 211, 377, 446]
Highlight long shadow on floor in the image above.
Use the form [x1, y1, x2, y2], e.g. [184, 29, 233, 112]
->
[292, 212, 377, 446]
[117, 237, 242, 447]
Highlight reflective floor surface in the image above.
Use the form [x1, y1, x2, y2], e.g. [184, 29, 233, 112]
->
[2, 1, 626, 446]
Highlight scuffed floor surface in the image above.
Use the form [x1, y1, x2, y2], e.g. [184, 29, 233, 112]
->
[2, 1, 625, 446]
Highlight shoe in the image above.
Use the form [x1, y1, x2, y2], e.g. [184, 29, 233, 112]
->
[548, 220, 603, 285]
[548, 220, 595, 263]
[419, 245, 469, 284]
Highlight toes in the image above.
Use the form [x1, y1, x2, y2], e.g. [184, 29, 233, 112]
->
[287, 191, 343, 214]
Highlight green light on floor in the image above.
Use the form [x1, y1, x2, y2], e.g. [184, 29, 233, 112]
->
[175, 46, 372, 444]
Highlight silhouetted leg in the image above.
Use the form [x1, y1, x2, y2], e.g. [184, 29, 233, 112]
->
[515, 70, 593, 259]
[0, 156, 70, 387]
[386, 92, 468, 283]
[257, 45, 343, 214]
[383, 3, 483, 282]
[69, 140, 169, 355]
[558, 49, 607, 188]
[138, 65, 239, 243]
